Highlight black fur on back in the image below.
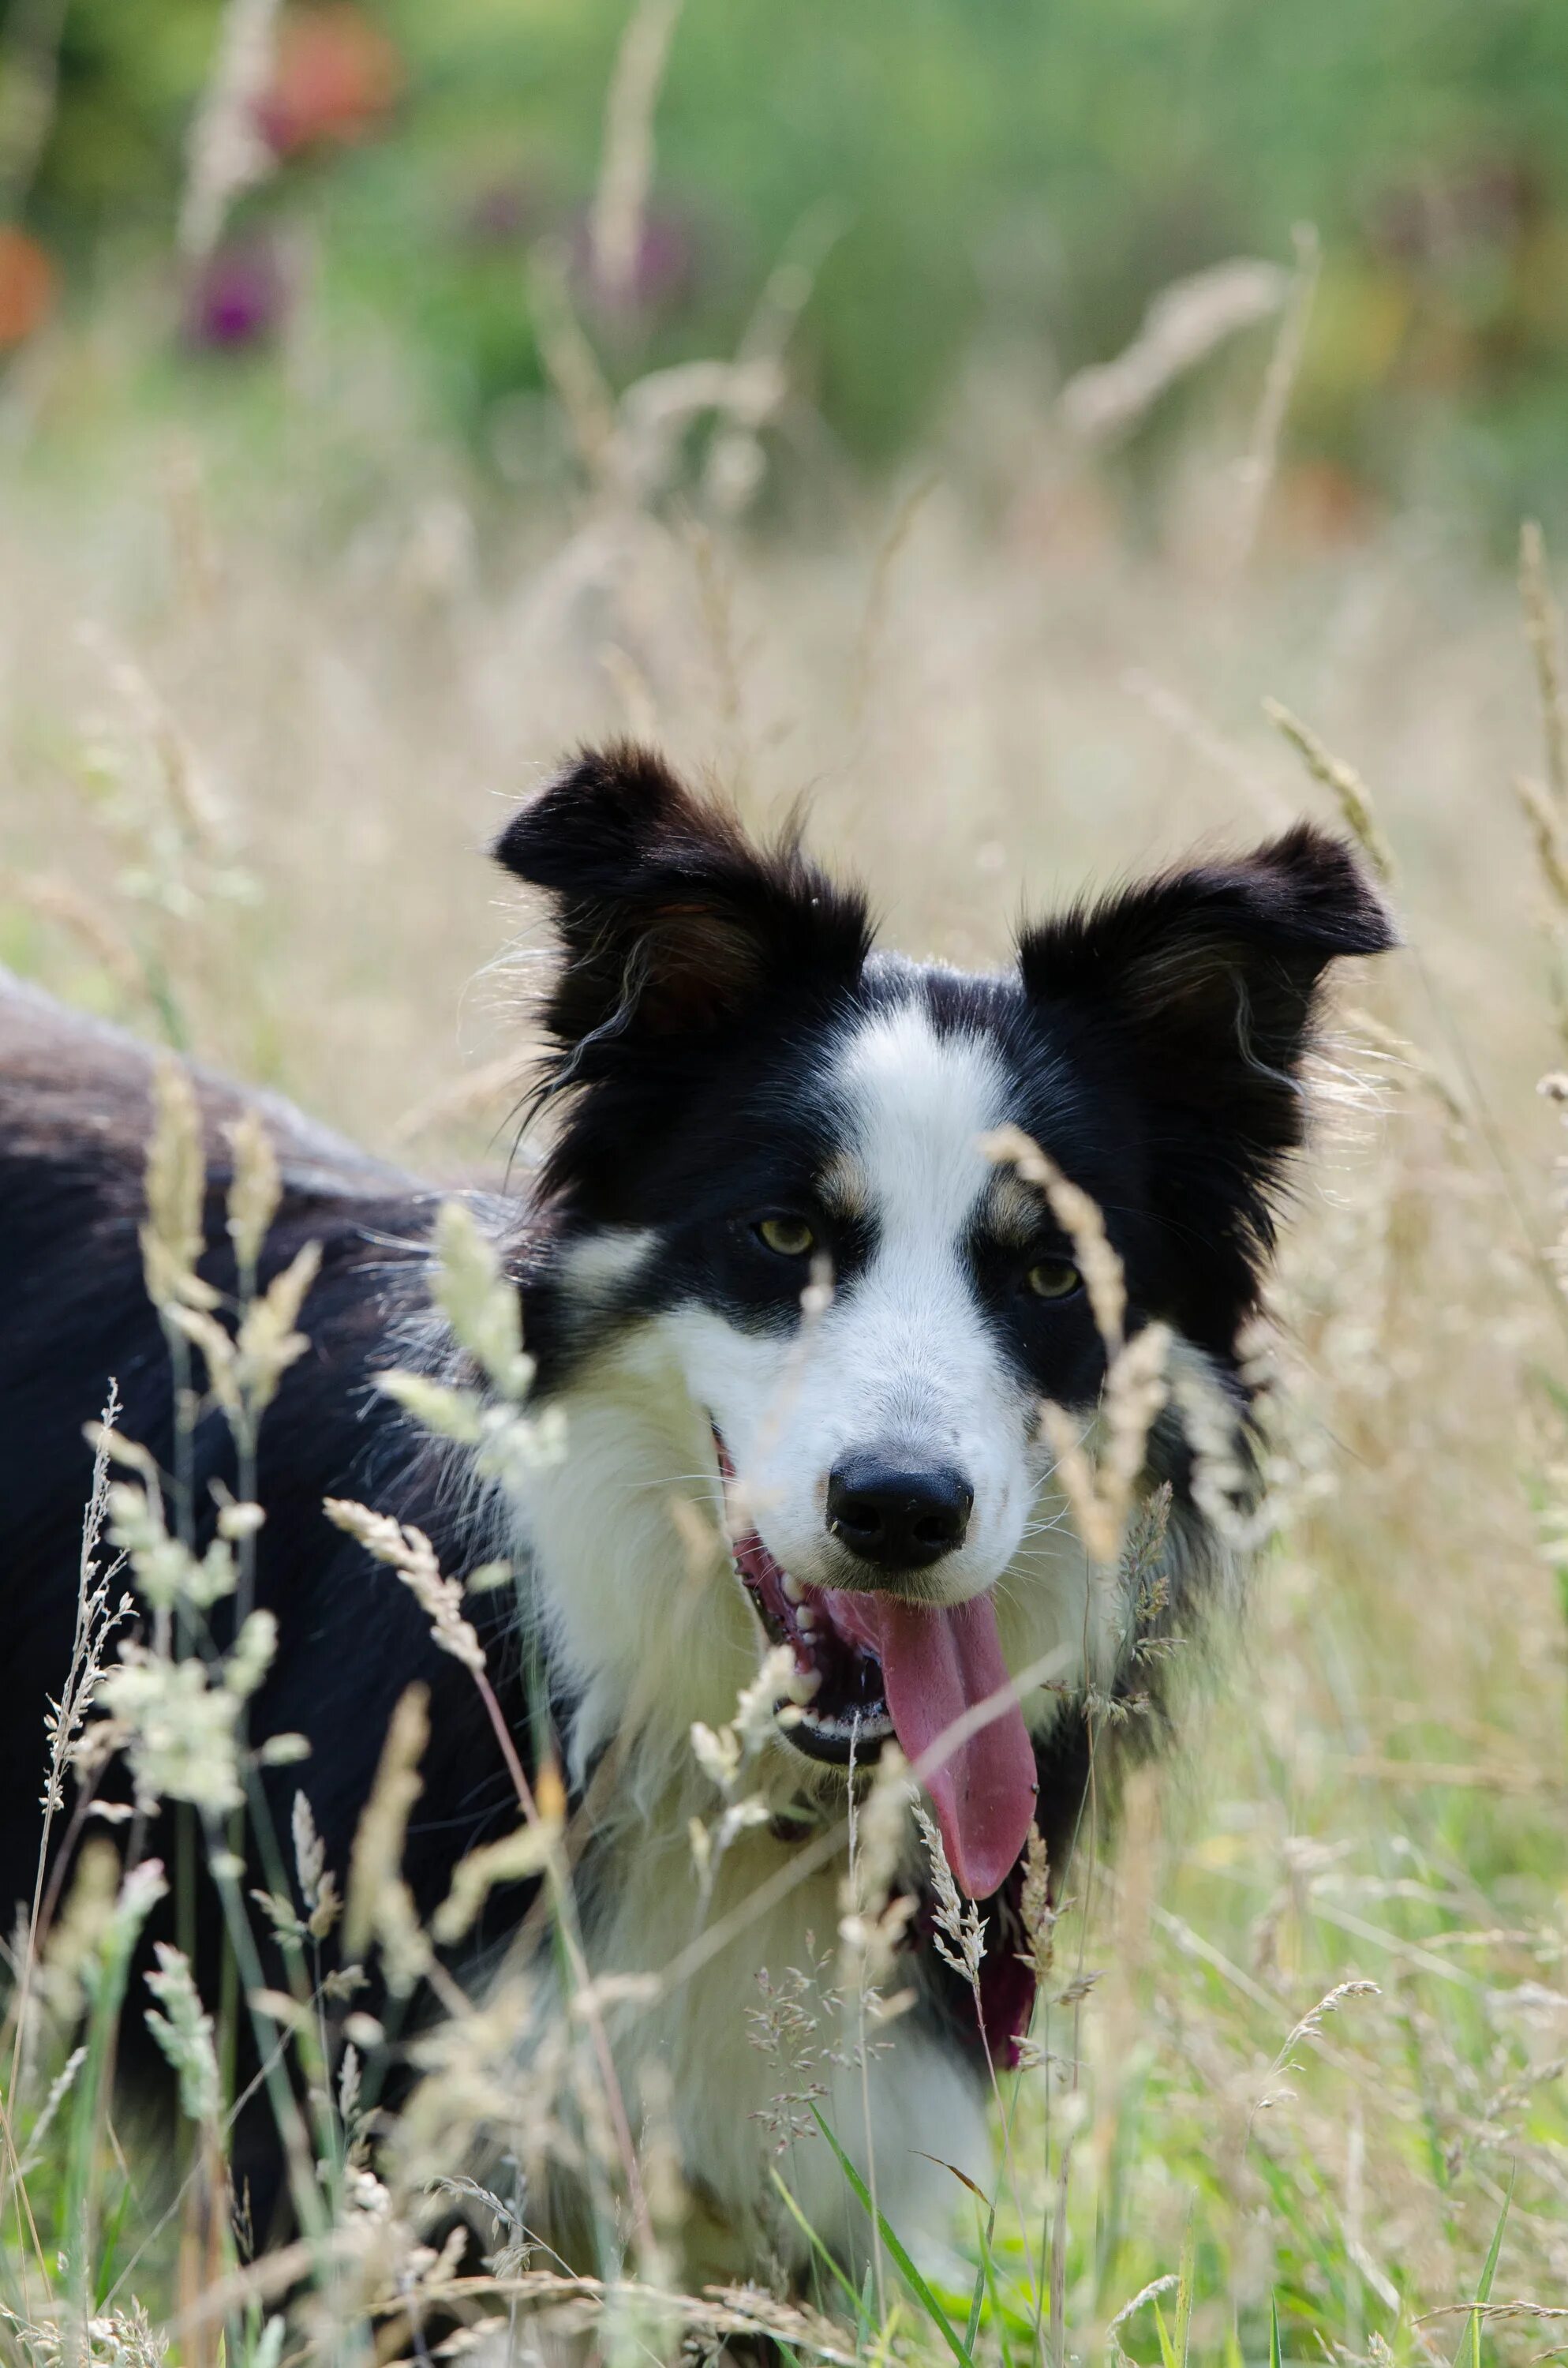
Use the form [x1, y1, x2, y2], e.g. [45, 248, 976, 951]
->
[0, 979, 557, 2233]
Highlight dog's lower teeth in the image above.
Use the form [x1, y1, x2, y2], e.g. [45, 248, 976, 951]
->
[721, 1494, 892, 1759]
[797, 1706, 893, 1740]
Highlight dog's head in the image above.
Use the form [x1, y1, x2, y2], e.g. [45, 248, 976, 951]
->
[495, 745, 1394, 1892]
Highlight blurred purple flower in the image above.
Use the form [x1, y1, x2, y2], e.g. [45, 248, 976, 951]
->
[461, 174, 551, 251]
[571, 205, 702, 320]
[185, 240, 289, 351]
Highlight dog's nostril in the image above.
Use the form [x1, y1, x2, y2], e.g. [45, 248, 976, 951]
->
[825, 1455, 975, 1572]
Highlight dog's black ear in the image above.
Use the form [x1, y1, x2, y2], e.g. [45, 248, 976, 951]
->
[1019, 825, 1396, 1313]
[495, 743, 871, 1050]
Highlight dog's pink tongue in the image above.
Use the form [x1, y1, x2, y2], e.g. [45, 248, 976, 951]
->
[835, 1591, 1036, 1900]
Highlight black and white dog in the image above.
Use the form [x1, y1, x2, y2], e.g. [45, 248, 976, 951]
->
[0, 745, 1392, 2273]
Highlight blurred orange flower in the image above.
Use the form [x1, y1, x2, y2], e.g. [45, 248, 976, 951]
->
[0, 227, 55, 350]
[259, 4, 403, 159]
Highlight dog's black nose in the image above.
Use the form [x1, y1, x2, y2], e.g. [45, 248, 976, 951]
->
[826, 1456, 974, 1570]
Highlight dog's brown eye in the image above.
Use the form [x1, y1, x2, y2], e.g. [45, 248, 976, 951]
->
[756, 1215, 816, 1258]
[1026, 1258, 1080, 1301]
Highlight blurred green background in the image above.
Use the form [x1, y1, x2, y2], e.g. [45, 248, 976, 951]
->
[6, 0, 1568, 529]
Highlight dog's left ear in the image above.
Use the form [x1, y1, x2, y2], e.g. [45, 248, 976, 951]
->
[1019, 824, 1396, 1283]
[495, 742, 870, 1055]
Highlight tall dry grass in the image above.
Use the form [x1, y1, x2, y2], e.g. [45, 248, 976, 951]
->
[1, 105, 1567, 2362]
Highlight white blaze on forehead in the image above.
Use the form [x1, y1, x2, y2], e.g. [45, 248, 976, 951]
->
[834, 998, 1007, 1246]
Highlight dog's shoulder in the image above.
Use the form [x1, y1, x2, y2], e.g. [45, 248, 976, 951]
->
[0, 972, 436, 1490]
[0, 976, 542, 1921]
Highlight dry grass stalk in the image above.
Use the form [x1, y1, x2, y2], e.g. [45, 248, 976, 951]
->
[915, 1807, 986, 1991]
[837, 1745, 916, 1999]
[1166, 1354, 1270, 1553]
[144, 1943, 221, 2127]
[706, 202, 843, 511]
[527, 244, 621, 483]
[1263, 697, 1397, 880]
[680, 512, 748, 779]
[1520, 519, 1568, 805]
[981, 1126, 1172, 1565]
[371, 2268, 861, 2363]
[41, 1392, 129, 1828]
[600, 640, 662, 740]
[3, 1391, 131, 2173]
[1416, 2299, 1568, 2329]
[1229, 222, 1319, 569]
[80, 624, 230, 858]
[427, 1198, 533, 1403]
[1038, 1322, 1171, 1570]
[140, 1059, 210, 1315]
[589, 0, 685, 306]
[169, 1240, 320, 1428]
[1513, 770, 1568, 908]
[0, 868, 144, 993]
[851, 472, 937, 731]
[290, 1789, 340, 1941]
[1106, 2272, 1182, 2364]
[1121, 669, 1296, 829]
[689, 1644, 795, 1898]
[178, 0, 283, 264]
[1270, 1978, 1383, 2074]
[981, 1124, 1125, 1352]
[622, 355, 784, 497]
[324, 1502, 485, 1675]
[735, 202, 845, 373]
[343, 1683, 430, 1984]
[222, 1107, 280, 1282]
[1060, 257, 1287, 444]
[431, 1818, 560, 1946]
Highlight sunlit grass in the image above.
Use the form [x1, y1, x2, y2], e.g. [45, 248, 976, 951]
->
[2, 276, 1566, 2365]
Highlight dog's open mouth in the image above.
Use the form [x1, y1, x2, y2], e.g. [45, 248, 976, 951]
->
[728, 1517, 896, 1764]
[713, 1431, 1038, 1901]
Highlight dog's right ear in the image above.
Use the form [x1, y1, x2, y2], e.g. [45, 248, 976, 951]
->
[494, 744, 871, 1058]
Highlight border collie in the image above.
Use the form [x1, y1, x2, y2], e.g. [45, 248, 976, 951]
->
[0, 744, 1393, 2279]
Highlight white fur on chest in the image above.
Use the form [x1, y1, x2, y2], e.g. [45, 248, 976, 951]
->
[506, 1347, 995, 2272]
[496, 1170, 1161, 2274]
[576, 1812, 989, 2280]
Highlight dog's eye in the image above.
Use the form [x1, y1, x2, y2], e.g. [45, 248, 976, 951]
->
[1025, 1257, 1081, 1301]
[754, 1214, 816, 1258]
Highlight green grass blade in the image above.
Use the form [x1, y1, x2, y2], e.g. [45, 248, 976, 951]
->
[1475, 2171, 1512, 2305]
[964, 2259, 986, 2359]
[1270, 2293, 1283, 2368]
[769, 2168, 863, 2312]
[1454, 2168, 1514, 2368]
[1174, 2211, 1197, 2368]
[809, 2105, 975, 2368]
[964, 2205, 994, 2360]
[1152, 2299, 1179, 2368]
[979, 2217, 1016, 2368]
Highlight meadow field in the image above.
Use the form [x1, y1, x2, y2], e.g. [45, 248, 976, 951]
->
[2, 3, 1567, 2361]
